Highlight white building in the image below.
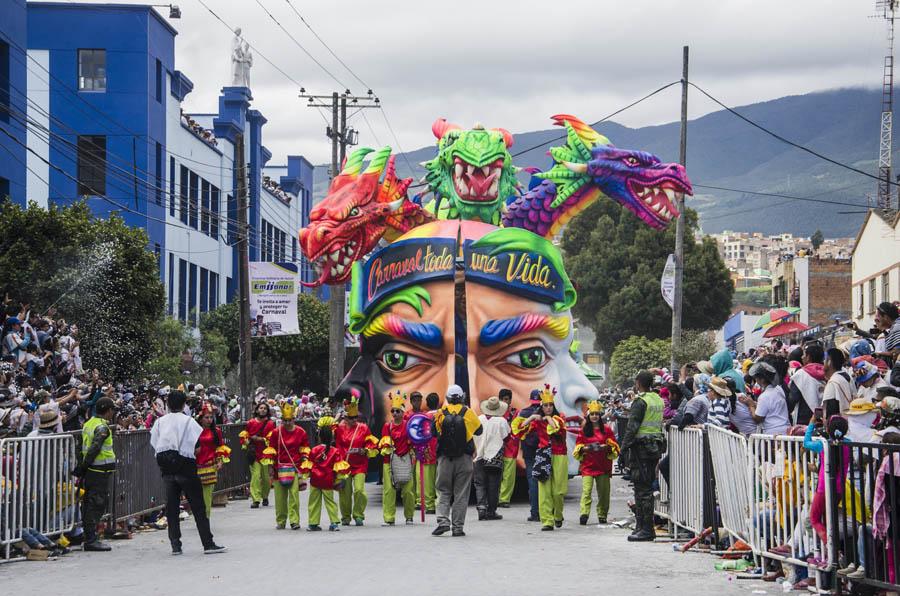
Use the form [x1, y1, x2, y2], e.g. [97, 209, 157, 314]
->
[851, 210, 900, 330]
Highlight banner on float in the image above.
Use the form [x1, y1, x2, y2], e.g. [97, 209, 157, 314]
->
[661, 254, 676, 309]
[249, 261, 299, 337]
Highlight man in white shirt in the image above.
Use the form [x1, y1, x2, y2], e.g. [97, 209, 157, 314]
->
[823, 348, 855, 417]
[150, 390, 226, 556]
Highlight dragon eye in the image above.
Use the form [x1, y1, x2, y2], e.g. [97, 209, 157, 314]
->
[348, 206, 360, 217]
[623, 156, 640, 166]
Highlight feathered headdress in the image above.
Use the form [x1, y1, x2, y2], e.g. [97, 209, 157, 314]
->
[388, 390, 407, 411]
[539, 384, 557, 405]
[587, 400, 603, 414]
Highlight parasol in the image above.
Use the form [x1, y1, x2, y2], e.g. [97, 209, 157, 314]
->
[763, 320, 809, 338]
[753, 307, 801, 331]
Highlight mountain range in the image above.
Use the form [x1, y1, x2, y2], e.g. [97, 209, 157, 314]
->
[312, 87, 891, 237]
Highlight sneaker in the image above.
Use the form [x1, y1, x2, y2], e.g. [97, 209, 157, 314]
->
[432, 525, 451, 536]
[597, 517, 607, 524]
[425, 509, 436, 514]
[452, 529, 466, 537]
[262, 499, 269, 507]
[477, 509, 486, 521]
[354, 518, 364, 527]
[307, 525, 322, 532]
[498, 503, 510, 509]
[541, 525, 554, 531]
[250, 502, 260, 509]
[275, 523, 286, 530]
[328, 523, 340, 532]
[554, 520, 563, 528]
[83, 540, 112, 552]
[171, 544, 183, 556]
[382, 521, 395, 527]
[290, 523, 301, 530]
[485, 513, 503, 521]
[626, 530, 655, 542]
[341, 520, 350, 526]
[579, 515, 589, 526]
[837, 563, 856, 576]
[847, 566, 866, 580]
[203, 544, 227, 555]
[527, 515, 541, 522]
[405, 519, 414, 525]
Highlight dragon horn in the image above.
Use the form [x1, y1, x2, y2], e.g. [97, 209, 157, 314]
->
[562, 161, 588, 174]
[491, 127, 514, 148]
[551, 114, 609, 149]
[432, 118, 461, 140]
[363, 146, 393, 175]
[341, 147, 375, 176]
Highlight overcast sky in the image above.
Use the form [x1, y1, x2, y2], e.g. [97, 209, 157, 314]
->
[58, 0, 890, 164]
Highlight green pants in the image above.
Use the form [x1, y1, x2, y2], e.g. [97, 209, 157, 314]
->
[273, 477, 300, 526]
[250, 461, 271, 503]
[339, 472, 367, 522]
[415, 462, 437, 510]
[499, 457, 517, 505]
[382, 463, 416, 522]
[538, 454, 568, 526]
[202, 483, 213, 518]
[308, 487, 339, 526]
[580, 474, 610, 519]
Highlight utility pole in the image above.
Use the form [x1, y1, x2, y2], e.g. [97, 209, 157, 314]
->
[670, 46, 688, 374]
[236, 132, 252, 404]
[300, 89, 378, 394]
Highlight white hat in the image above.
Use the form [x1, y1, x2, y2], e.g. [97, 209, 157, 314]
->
[446, 384, 464, 399]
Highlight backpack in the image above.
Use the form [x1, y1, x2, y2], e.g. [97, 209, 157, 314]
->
[437, 406, 469, 458]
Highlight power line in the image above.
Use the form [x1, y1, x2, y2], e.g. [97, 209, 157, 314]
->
[693, 183, 872, 209]
[378, 107, 415, 174]
[282, 0, 371, 91]
[252, 0, 348, 90]
[689, 81, 896, 188]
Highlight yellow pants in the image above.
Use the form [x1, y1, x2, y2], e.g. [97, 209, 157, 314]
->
[498, 457, 516, 505]
[538, 454, 568, 526]
[580, 474, 611, 520]
[273, 477, 300, 527]
[202, 483, 213, 518]
[415, 462, 437, 511]
[308, 487, 339, 526]
[249, 461, 271, 503]
[382, 463, 416, 523]
[339, 473, 367, 522]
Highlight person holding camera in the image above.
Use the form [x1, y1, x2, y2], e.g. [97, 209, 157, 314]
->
[150, 390, 226, 556]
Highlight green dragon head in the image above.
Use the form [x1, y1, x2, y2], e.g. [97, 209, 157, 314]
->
[423, 119, 520, 224]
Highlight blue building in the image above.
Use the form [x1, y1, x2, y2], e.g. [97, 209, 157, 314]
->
[0, 0, 28, 202]
[18, 2, 314, 324]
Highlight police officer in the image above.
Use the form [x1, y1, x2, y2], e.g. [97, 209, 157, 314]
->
[620, 370, 665, 542]
[73, 397, 117, 552]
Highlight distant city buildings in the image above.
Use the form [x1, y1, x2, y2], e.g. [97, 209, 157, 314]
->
[851, 210, 900, 332]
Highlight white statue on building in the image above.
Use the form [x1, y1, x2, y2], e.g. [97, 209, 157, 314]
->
[230, 28, 252, 88]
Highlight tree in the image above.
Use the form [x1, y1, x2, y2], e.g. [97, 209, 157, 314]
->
[609, 335, 671, 386]
[145, 317, 194, 386]
[0, 201, 165, 380]
[200, 293, 331, 393]
[673, 330, 718, 366]
[561, 200, 733, 355]
[811, 229, 824, 252]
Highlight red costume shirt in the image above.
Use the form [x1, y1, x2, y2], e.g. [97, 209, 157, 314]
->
[502, 408, 520, 459]
[576, 424, 616, 476]
[335, 421, 372, 475]
[245, 418, 276, 461]
[195, 427, 220, 467]
[381, 419, 411, 464]
[267, 425, 309, 467]
[308, 444, 344, 490]
[532, 415, 568, 455]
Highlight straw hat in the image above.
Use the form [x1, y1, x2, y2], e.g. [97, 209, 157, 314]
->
[481, 396, 508, 417]
[709, 376, 733, 397]
[845, 398, 876, 416]
[37, 404, 61, 429]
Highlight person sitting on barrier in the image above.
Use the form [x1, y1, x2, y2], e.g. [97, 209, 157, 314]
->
[803, 414, 850, 545]
[72, 396, 117, 552]
[741, 362, 790, 437]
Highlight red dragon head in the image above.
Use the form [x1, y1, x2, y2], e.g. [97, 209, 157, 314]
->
[299, 147, 432, 287]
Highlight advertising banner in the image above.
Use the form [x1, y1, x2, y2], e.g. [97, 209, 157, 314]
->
[249, 261, 299, 337]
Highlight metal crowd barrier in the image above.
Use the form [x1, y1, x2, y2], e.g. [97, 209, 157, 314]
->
[707, 425, 753, 543]
[0, 434, 78, 561]
[668, 426, 707, 535]
[830, 440, 900, 594]
[747, 433, 832, 572]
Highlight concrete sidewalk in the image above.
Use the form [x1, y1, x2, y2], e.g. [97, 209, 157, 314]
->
[1, 475, 764, 595]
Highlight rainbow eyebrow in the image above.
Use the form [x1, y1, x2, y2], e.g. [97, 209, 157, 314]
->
[362, 313, 443, 348]
[479, 314, 570, 347]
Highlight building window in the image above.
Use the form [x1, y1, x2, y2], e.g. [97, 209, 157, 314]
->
[210, 186, 220, 240]
[155, 142, 163, 205]
[201, 179, 210, 235]
[858, 284, 864, 319]
[169, 157, 175, 216]
[226, 194, 235, 243]
[189, 172, 199, 229]
[76, 135, 106, 196]
[167, 252, 174, 316]
[200, 267, 209, 314]
[155, 59, 163, 103]
[0, 41, 9, 124]
[869, 279, 877, 314]
[77, 49, 106, 92]
[178, 258, 187, 321]
[188, 263, 197, 326]
[179, 165, 188, 223]
[209, 272, 219, 311]
[0, 176, 9, 201]
[884, 272, 891, 303]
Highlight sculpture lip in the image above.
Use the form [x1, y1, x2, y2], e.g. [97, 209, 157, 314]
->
[626, 176, 691, 224]
[452, 157, 504, 204]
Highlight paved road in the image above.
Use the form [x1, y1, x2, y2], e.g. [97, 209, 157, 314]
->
[2, 475, 766, 595]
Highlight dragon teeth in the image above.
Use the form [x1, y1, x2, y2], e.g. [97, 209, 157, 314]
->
[653, 203, 663, 213]
[457, 178, 469, 196]
[481, 165, 490, 177]
[663, 188, 675, 201]
[455, 163, 463, 178]
[466, 163, 475, 176]
[644, 196, 652, 204]
[334, 264, 345, 275]
[342, 255, 352, 265]
[489, 179, 499, 196]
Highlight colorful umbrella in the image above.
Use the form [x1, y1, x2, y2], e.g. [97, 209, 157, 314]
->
[763, 320, 809, 338]
[753, 307, 801, 331]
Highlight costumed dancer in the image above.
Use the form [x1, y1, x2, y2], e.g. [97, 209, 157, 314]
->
[497, 388, 519, 508]
[300, 416, 349, 531]
[518, 385, 568, 531]
[195, 403, 231, 517]
[266, 402, 310, 530]
[240, 402, 276, 508]
[335, 395, 377, 526]
[380, 392, 416, 526]
[574, 400, 618, 525]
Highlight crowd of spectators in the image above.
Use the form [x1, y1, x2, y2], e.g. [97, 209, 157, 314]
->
[180, 108, 218, 148]
[261, 175, 291, 203]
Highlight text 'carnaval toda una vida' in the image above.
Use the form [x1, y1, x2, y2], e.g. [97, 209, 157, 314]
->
[367, 245, 454, 299]
[469, 252, 555, 290]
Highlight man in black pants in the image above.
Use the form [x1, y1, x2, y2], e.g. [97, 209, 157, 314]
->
[513, 389, 542, 522]
[149, 391, 226, 555]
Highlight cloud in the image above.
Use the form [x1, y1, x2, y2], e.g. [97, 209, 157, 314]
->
[67, 0, 888, 166]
